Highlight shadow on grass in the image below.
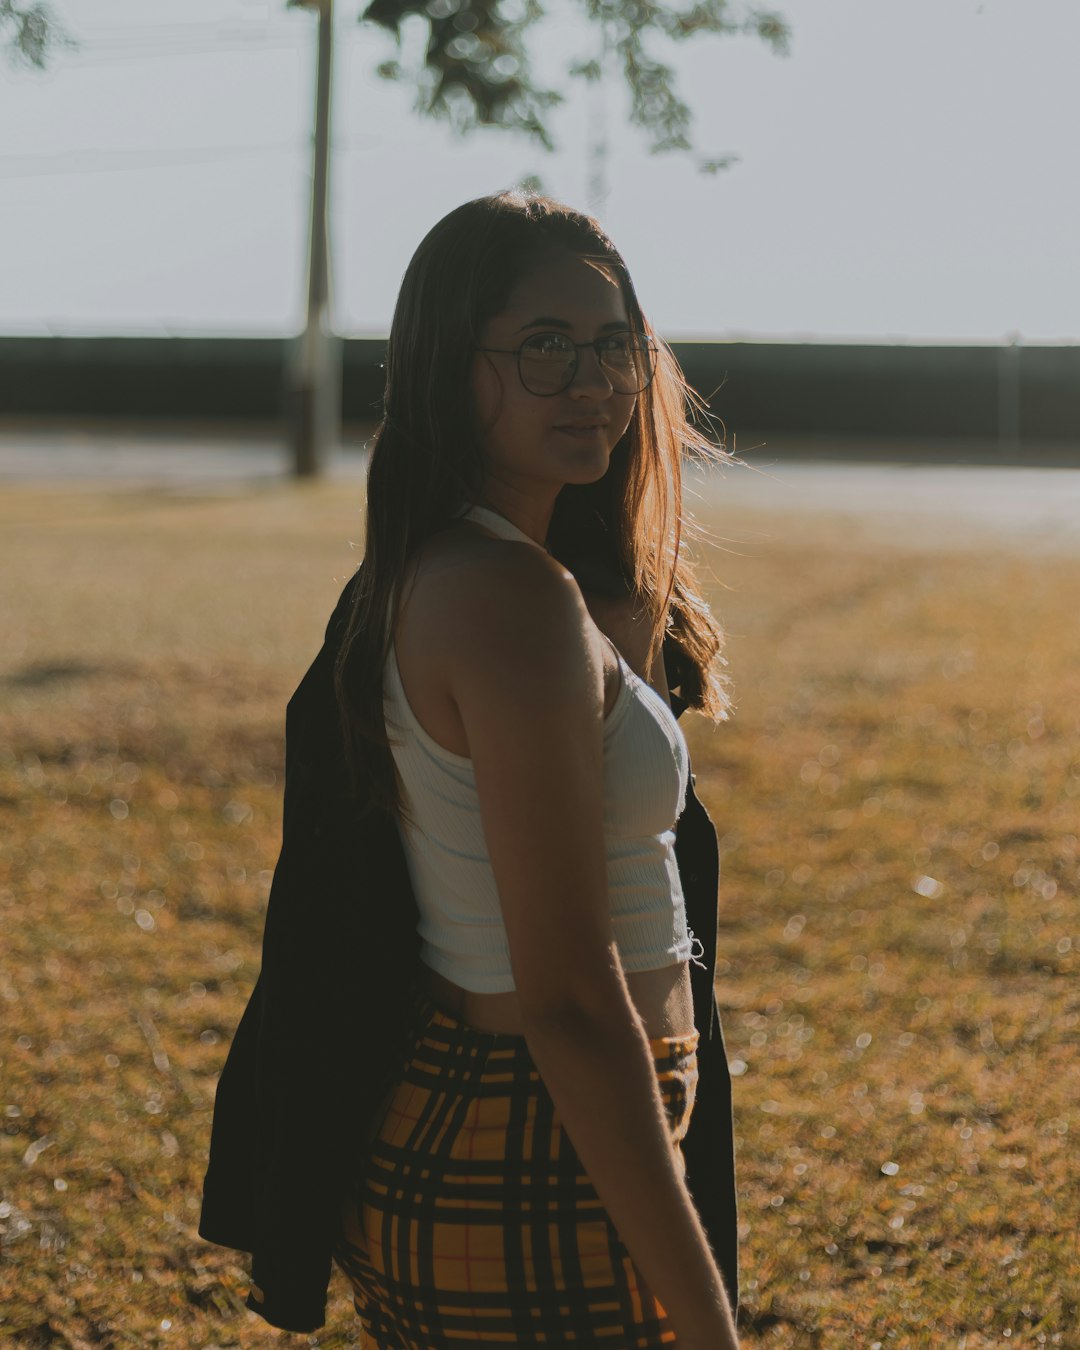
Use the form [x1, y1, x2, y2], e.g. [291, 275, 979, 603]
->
[2, 660, 106, 688]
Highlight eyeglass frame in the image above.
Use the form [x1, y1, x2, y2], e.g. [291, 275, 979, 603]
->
[474, 330, 659, 398]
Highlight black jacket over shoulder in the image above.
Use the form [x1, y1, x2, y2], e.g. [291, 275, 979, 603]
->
[198, 569, 738, 1334]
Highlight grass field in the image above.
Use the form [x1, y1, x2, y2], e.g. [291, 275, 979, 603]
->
[1, 469, 1077, 1348]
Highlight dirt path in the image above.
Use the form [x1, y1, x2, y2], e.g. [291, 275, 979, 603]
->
[2, 421, 1078, 555]
[692, 455, 1080, 557]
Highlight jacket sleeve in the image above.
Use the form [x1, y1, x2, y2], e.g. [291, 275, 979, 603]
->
[674, 771, 739, 1313]
[198, 571, 423, 1333]
[665, 638, 740, 1313]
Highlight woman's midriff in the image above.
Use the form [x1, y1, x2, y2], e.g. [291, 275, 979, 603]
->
[419, 960, 697, 1041]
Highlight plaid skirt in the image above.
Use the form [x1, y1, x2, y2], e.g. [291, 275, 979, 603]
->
[333, 994, 700, 1348]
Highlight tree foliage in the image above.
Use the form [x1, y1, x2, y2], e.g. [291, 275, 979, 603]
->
[3, 0, 789, 168]
[361, 0, 789, 160]
[1, 0, 75, 69]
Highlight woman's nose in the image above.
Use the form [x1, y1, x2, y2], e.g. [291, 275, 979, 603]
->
[569, 345, 614, 397]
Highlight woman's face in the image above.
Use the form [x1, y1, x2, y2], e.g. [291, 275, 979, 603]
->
[470, 249, 640, 502]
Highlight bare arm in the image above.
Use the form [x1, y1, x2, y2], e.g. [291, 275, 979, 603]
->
[445, 547, 738, 1350]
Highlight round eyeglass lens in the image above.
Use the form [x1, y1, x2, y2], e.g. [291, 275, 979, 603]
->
[518, 332, 656, 396]
[599, 334, 655, 393]
[518, 334, 576, 395]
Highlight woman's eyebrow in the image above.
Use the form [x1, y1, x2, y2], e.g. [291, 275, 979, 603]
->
[513, 316, 631, 334]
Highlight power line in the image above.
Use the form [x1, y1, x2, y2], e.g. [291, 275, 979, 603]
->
[0, 143, 303, 179]
[54, 35, 308, 67]
[33, 17, 377, 67]
[0, 138, 377, 179]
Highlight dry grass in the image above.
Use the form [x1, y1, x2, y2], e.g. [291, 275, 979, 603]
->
[1, 471, 1077, 1348]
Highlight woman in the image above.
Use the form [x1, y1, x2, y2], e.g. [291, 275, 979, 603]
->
[199, 189, 740, 1346]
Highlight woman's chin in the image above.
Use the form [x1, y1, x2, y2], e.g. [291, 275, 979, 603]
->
[549, 433, 614, 478]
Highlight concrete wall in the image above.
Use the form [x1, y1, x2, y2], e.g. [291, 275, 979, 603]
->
[0, 335, 1077, 447]
[675, 341, 1079, 442]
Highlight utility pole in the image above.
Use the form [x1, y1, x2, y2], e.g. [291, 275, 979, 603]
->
[286, 0, 341, 477]
[997, 331, 1022, 463]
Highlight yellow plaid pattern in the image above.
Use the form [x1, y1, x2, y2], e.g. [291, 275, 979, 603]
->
[334, 997, 699, 1347]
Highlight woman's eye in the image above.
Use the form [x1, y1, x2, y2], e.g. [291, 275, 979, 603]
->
[599, 333, 634, 354]
[525, 334, 570, 357]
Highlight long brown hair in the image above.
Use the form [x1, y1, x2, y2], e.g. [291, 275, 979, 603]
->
[334, 190, 735, 824]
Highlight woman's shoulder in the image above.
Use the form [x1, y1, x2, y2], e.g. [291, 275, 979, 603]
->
[408, 523, 580, 624]
[402, 525, 593, 681]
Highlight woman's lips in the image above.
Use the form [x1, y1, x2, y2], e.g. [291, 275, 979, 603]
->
[555, 423, 608, 439]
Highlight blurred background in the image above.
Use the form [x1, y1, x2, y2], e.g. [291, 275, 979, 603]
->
[1, 0, 1078, 470]
[1, 2, 1078, 1347]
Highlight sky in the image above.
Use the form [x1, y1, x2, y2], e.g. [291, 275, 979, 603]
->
[1, 0, 1078, 343]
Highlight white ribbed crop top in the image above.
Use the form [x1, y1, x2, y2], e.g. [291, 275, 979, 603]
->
[383, 503, 695, 994]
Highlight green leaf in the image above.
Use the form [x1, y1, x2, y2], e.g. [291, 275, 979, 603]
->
[1, 0, 78, 70]
[569, 57, 603, 81]
[698, 153, 741, 174]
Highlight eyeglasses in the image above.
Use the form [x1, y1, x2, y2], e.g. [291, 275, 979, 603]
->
[476, 331, 658, 397]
